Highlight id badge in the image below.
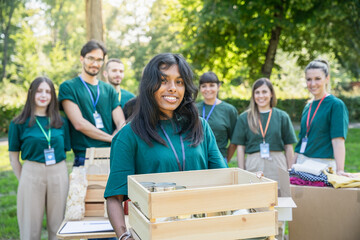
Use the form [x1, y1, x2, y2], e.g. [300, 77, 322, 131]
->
[44, 148, 56, 165]
[260, 143, 270, 159]
[93, 112, 104, 129]
[300, 137, 308, 153]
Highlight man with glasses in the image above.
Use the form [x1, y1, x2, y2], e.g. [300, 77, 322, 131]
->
[58, 40, 125, 166]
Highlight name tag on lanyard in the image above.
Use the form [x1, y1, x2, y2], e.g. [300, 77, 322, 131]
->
[300, 137, 308, 153]
[93, 111, 104, 129]
[259, 109, 272, 160]
[44, 148, 56, 165]
[260, 143, 270, 159]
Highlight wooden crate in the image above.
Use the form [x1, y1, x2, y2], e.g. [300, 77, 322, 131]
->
[85, 174, 108, 217]
[84, 147, 111, 175]
[128, 168, 278, 240]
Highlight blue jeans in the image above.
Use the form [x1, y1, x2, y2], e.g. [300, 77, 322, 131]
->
[73, 156, 86, 166]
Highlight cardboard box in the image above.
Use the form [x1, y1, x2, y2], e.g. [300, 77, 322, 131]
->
[128, 168, 279, 240]
[275, 168, 297, 221]
[289, 185, 360, 240]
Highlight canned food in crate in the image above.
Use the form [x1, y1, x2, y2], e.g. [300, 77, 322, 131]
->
[140, 182, 155, 192]
[154, 182, 176, 192]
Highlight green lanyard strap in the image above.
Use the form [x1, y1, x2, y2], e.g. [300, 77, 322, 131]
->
[35, 117, 51, 149]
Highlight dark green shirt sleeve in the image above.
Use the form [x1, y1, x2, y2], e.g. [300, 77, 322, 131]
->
[231, 112, 247, 146]
[330, 99, 349, 139]
[8, 121, 21, 151]
[62, 117, 71, 151]
[281, 112, 297, 145]
[58, 81, 75, 111]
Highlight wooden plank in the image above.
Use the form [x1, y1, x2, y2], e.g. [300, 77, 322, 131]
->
[129, 202, 151, 240]
[85, 188, 106, 202]
[129, 202, 277, 240]
[128, 176, 151, 217]
[236, 168, 275, 184]
[87, 174, 108, 181]
[85, 202, 105, 217]
[150, 182, 276, 218]
[129, 168, 238, 189]
[85, 147, 111, 159]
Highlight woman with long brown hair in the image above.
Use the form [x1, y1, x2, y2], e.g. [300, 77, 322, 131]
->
[8, 76, 70, 240]
[231, 78, 297, 181]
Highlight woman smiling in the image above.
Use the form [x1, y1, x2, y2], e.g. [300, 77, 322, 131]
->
[231, 78, 297, 181]
[104, 53, 226, 240]
[197, 71, 238, 164]
[293, 59, 351, 177]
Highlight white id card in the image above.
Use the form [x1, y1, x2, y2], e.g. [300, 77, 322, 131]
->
[300, 137, 308, 153]
[260, 143, 270, 159]
[93, 112, 104, 129]
[44, 148, 56, 165]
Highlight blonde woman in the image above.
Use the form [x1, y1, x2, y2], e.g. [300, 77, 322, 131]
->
[293, 59, 351, 177]
[231, 78, 297, 181]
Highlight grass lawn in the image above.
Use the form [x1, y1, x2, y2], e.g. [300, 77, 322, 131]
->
[1, 129, 360, 239]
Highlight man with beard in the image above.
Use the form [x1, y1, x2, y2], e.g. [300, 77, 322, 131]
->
[103, 58, 135, 109]
[58, 40, 125, 166]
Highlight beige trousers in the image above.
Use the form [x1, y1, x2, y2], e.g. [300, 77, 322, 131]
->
[245, 151, 287, 182]
[17, 160, 69, 240]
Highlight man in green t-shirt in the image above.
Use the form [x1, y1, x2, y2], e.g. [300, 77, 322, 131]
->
[58, 40, 126, 166]
[103, 58, 136, 109]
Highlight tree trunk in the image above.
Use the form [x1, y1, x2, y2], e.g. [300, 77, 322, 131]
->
[261, 5, 284, 79]
[261, 26, 281, 79]
[85, 0, 104, 42]
[1, 1, 16, 82]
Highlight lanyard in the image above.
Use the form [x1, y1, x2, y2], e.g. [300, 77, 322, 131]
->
[36, 117, 51, 149]
[202, 99, 217, 121]
[118, 89, 122, 102]
[306, 94, 326, 137]
[79, 75, 100, 112]
[160, 124, 185, 171]
[259, 109, 272, 143]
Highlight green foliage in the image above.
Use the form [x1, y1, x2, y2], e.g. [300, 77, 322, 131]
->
[0, 102, 22, 135]
[7, 21, 41, 89]
[173, 0, 360, 87]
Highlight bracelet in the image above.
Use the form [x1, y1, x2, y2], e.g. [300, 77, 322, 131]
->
[119, 230, 131, 240]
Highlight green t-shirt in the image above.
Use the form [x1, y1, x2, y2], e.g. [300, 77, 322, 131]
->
[196, 101, 238, 157]
[58, 77, 119, 157]
[104, 118, 227, 198]
[295, 95, 349, 158]
[231, 107, 297, 153]
[119, 88, 135, 108]
[8, 116, 71, 163]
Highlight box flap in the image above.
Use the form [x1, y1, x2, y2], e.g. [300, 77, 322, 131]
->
[277, 197, 297, 208]
[278, 168, 291, 197]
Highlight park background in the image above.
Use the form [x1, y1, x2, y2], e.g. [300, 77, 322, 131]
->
[1, 0, 360, 239]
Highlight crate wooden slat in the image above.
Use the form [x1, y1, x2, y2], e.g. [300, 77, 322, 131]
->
[129, 202, 277, 240]
[85, 202, 105, 217]
[128, 168, 278, 240]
